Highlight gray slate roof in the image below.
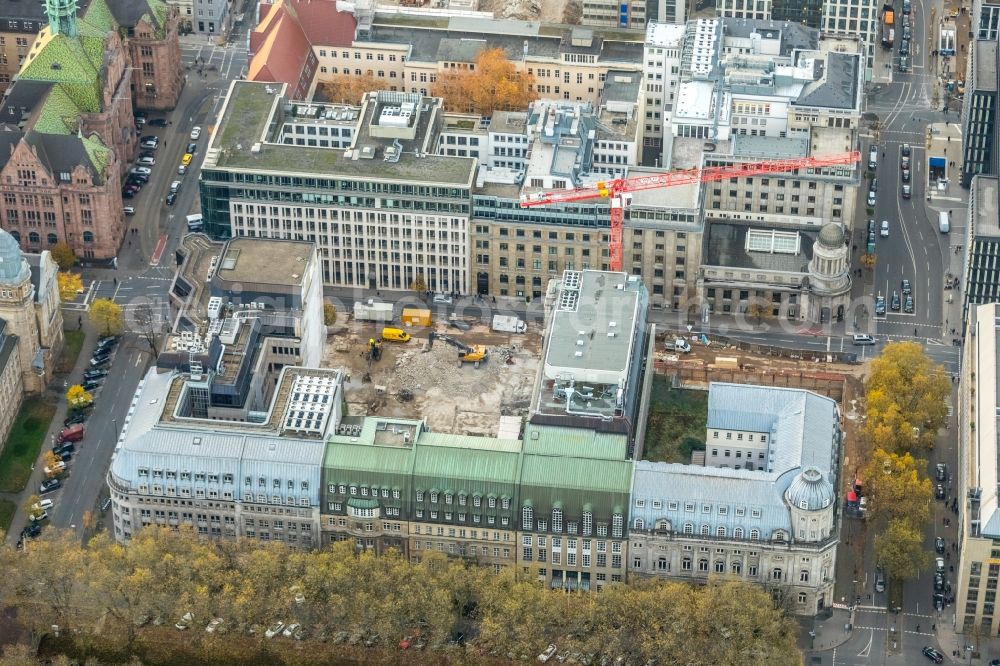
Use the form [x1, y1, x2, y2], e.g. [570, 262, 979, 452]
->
[24, 131, 103, 182]
[720, 17, 818, 55]
[703, 222, 815, 273]
[794, 52, 860, 110]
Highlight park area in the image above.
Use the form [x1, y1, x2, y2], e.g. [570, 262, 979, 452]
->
[642, 376, 708, 463]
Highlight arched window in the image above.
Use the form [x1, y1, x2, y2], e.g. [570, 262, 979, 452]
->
[46, 233, 57, 245]
[731, 561, 742, 575]
[634, 518, 645, 530]
[716, 526, 726, 537]
[28, 232, 39, 245]
[734, 527, 745, 539]
[521, 505, 533, 530]
[771, 567, 783, 580]
[683, 522, 694, 534]
[750, 529, 760, 541]
[82, 231, 94, 243]
[714, 560, 725, 573]
[700, 524, 710, 536]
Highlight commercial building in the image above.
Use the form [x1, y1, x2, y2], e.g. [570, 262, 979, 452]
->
[168, 0, 227, 36]
[0, 1, 48, 95]
[581, 0, 686, 29]
[201, 81, 475, 293]
[0, 228, 62, 393]
[962, 176, 1000, 322]
[976, 0, 1000, 40]
[629, 383, 841, 614]
[961, 41, 998, 188]
[955, 302, 1000, 635]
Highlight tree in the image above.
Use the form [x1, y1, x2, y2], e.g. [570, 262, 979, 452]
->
[410, 274, 427, 293]
[865, 342, 950, 451]
[860, 253, 877, 270]
[875, 518, 929, 580]
[50, 242, 76, 271]
[319, 73, 388, 105]
[747, 302, 768, 324]
[56, 272, 83, 302]
[323, 302, 337, 327]
[860, 448, 932, 526]
[42, 451, 63, 477]
[431, 47, 537, 116]
[66, 384, 93, 410]
[24, 494, 43, 521]
[89, 298, 124, 336]
[131, 303, 163, 359]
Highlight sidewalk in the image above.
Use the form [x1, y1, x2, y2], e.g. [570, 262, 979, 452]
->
[803, 607, 856, 652]
[0, 320, 99, 547]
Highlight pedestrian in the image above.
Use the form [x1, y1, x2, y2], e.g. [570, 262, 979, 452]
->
[932, 624, 936, 631]
[916, 624, 920, 632]
[77, 315, 82, 330]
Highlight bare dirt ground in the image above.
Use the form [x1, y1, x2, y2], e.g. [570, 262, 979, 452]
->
[479, 0, 572, 22]
[324, 321, 541, 436]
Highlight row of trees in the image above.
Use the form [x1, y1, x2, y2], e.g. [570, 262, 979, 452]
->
[0, 528, 803, 665]
[320, 48, 537, 116]
[860, 342, 949, 580]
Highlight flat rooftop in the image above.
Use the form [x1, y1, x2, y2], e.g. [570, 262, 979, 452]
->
[210, 81, 476, 185]
[704, 222, 815, 273]
[545, 270, 640, 377]
[216, 237, 314, 287]
[975, 40, 999, 93]
[972, 175, 1000, 237]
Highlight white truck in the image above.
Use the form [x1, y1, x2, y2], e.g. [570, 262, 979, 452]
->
[492, 314, 527, 334]
[353, 300, 394, 323]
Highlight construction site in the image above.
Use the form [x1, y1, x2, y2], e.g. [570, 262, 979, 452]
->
[323, 316, 541, 436]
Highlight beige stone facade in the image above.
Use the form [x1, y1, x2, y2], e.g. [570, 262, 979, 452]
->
[0, 326, 23, 453]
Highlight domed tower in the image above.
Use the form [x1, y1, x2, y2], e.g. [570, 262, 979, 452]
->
[806, 223, 852, 323]
[44, 0, 79, 37]
[784, 466, 836, 543]
[0, 230, 62, 393]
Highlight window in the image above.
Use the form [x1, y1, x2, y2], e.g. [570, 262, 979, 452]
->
[799, 570, 809, 583]
[772, 568, 782, 580]
[750, 529, 760, 540]
[552, 508, 563, 532]
[522, 505, 533, 529]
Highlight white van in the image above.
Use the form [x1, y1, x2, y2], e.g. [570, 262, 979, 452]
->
[673, 338, 691, 353]
[939, 211, 950, 233]
[186, 213, 203, 232]
[868, 145, 878, 170]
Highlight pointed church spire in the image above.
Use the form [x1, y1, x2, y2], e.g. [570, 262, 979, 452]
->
[45, 0, 79, 38]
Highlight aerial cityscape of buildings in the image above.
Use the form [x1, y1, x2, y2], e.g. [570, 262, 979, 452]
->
[0, 0, 996, 660]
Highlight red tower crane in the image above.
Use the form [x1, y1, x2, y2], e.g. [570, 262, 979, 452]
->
[518, 151, 861, 272]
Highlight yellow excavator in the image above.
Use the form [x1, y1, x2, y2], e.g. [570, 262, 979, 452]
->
[428, 331, 488, 368]
[363, 337, 383, 382]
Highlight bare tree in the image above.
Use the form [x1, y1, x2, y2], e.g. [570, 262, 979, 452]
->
[131, 303, 166, 360]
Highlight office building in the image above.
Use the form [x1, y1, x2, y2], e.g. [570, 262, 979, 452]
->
[581, 0, 685, 29]
[962, 176, 1000, 322]
[976, 0, 1000, 39]
[961, 41, 998, 188]
[629, 383, 841, 614]
[955, 302, 1000, 635]
[200, 81, 475, 293]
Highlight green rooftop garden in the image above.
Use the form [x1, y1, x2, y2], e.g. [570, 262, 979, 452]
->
[217, 82, 278, 152]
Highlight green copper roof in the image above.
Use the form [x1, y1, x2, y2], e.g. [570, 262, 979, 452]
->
[19, 35, 103, 112]
[34, 84, 85, 135]
[79, 0, 116, 36]
[81, 134, 111, 175]
[148, 0, 169, 39]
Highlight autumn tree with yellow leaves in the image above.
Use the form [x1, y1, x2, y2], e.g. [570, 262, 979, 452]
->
[89, 298, 123, 336]
[65, 384, 93, 409]
[56, 272, 83, 302]
[431, 48, 538, 116]
[319, 73, 388, 105]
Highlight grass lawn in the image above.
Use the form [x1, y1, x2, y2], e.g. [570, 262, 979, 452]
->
[0, 397, 57, 493]
[642, 375, 709, 463]
[55, 329, 85, 374]
[0, 498, 14, 536]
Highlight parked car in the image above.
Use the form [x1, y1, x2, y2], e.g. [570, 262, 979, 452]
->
[63, 412, 87, 427]
[56, 450, 72, 462]
[44, 460, 67, 477]
[53, 442, 76, 456]
[165, 192, 177, 206]
[936, 557, 945, 572]
[902, 279, 912, 295]
[97, 336, 119, 348]
[890, 291, 901, 311]
[875, 295, 886, 315]
[82, 379, 102, 392]
[131, 166, 152, 176]
[205, 618, 225, 633]
[265, 622, 285, 639]
[40, 478, 61, 494]
[148, 118, 168, 127]
[282, 623, 301, 638]
[177, 164, 188, 175]
[58, 424, 85, 443]
[186, 142, 197, 154]
[923, 646, 944, 663]
[901, 168, 911, 183]
[84, 368, 108, 380]
[181, 152, 193, 166]
[124, 206, 136, 215]
[33, 499, 53, 511]
[89, 356, 109, 368]
[932, 594, 945, 612]
[140, 139, 158, 150]
[852, 334, 875, 346]
[901, 143, 911, 157]
[935, 484, 946, 499]
[170, 180, 182, 193]
[432, 294, 453, 305]
[140, 135, 159, 145]
[867, 190, 876, 207]
[904, 295, 914, 313]
[936, 463, 947, 481]
[901, 184, 911, 199]
[21, 523, 41, 538]
[137, 156, 156, 166]
[121, 189, 135, 199]
[134, 116, 146, 127]
[175, 612, 194, 630]
[190, 126, 202, 140]
[935, 537, 946, 554]
[934, 572, 945, 591]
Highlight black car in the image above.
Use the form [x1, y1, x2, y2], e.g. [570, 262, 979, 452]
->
[97, 336, 119, 347]
[82, 379, 101, 392]
[40, 478, 61, 494]
[875, 295, 886, 316]
[935, 484, 946, 500]
[890, 291, 901, 311]
[904, 295, 914, 314]
[934, 573, 945, 591]
[21, 524, 41, 538]
[923, 646, 944, 663]
[57, 449, 73, 462]
[902, 279, 912, 295]
[165, 192, 177, 206]
[139, 150, 156, 160]
[121, 189, 135, 199]
[148, 118, 169, 127]
[83, 368, 108, 380]
[901, 143, 911, 157]
[935, 537, 945, 554]
[53, 442, 75, 456]
[91, 350, 111, 363]
[63, 412, 87, 427]
[186, 142, 198, 154]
